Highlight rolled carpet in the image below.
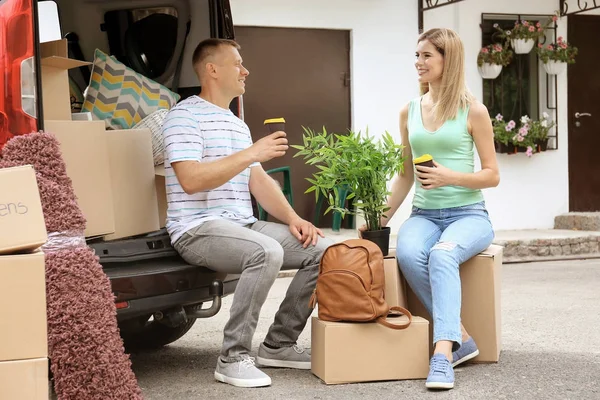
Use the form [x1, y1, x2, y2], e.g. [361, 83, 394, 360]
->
[0, 132, 142, 399]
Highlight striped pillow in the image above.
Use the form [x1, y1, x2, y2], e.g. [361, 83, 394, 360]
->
[82, 49, 180, 130]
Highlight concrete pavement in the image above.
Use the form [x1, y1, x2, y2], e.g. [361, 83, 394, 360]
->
[130, 258, 600, 399]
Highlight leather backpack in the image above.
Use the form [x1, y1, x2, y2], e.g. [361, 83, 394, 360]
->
[309, 238, 412, 329]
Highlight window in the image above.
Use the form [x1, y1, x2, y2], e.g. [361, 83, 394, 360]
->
[481, 13, 558, 149]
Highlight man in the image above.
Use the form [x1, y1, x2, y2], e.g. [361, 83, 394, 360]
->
[162, 38, 333, 388]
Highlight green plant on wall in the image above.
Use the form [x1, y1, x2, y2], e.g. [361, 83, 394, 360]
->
[292, 127, 405, 232]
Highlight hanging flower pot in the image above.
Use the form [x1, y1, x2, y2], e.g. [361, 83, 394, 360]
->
[478, 63, 503, 79]
[511, 38, 535, 54]
[543, 60, 568, 75]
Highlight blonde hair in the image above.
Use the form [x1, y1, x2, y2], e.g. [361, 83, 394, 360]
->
[418, 28, 474, 122]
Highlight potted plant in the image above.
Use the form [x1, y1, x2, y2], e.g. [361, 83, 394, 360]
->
[491, 114, 517, 153]
[528, 112, 555, 151]
[477, 44, 513, 79]
[537, 36, 578, 75]
[292, 127, 405, 256]
[495, 17, 550, 54]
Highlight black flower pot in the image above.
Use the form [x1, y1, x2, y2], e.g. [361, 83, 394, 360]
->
[536, 139, 549, 152]
[495, 142, 517, 154]
[362, 227, 391, 256]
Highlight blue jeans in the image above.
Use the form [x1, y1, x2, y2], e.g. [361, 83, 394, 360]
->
[395, 201, 494, 350]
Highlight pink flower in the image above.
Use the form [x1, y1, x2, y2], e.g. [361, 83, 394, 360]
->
[558, 36, 564, 42]
[548, 44, 553, 50]
[560, 43, 568, 49]
[529, 26, 535, 32]
[526, 146, 533, 157]
[481, 47, 489, 54]
[506, 125, 513, 132]
[517, 135, 525, 142]
[538, 27, 543, 32]
[538, 43, 543, 48]
[523, 21, 529, 26]
[536, 22, 541, 28]
[552, 15, 558, 22]
[519, 127, 529, 136]
[496, 114, 503, 121]
[507, 120, 516, 129]
[494, 44, 503, 52]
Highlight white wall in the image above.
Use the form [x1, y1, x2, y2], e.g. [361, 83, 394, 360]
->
[424, 0, 570, 231]
[230, 0, 420, 231]
[231, 0, 575, 233]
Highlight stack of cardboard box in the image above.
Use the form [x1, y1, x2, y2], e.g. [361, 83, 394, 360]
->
[0, 166, 50, 399]
[311, 246, 503, 385]
[40, 39, 162, 241]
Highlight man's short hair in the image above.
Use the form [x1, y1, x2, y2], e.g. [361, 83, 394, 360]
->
[192, 38, 241, 70]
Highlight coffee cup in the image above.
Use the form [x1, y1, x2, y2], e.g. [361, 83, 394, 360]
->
[264, 118, 286, 134]
[413, 154, 434, 168]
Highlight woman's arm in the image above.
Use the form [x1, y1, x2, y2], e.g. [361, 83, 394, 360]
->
[381, 104, 416, 226]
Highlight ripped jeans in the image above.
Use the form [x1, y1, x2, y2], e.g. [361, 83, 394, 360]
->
[396, 201, 494, 350]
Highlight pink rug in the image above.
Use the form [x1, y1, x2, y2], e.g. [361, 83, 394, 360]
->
[0, 132, 142, 399]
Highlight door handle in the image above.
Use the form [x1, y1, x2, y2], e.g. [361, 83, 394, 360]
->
[575, 112, 592, 118]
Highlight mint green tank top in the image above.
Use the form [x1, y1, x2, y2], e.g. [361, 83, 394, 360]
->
[407, 96, 484, 210]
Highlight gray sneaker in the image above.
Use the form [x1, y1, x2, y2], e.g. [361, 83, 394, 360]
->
[214, 356, 271, 388]
[256, 343, 311, 370]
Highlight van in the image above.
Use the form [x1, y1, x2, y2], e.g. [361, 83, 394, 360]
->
[0, 0, 240, 349]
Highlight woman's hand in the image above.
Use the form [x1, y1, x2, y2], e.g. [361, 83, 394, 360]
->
[415, 161, 457, 190]
[358, 217, 389, 237]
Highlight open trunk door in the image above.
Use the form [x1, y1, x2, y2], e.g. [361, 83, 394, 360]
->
[0, 0, 42, 150]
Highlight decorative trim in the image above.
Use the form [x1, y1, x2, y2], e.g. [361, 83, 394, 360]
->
[560, 0, 600, 16]
[419, 0, 466, 33]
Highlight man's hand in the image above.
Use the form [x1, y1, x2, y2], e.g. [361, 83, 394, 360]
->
[289, 217, 325, 248]
[415, 161, 457, 190]
[249, 131, 289, 163]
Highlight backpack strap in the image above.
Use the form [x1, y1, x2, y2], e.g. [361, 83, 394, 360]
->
[376, 306, 413, 330]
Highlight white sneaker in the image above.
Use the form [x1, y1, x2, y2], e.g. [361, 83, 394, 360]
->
[256, 343, 311, 370]
[214, 356, 271, 388]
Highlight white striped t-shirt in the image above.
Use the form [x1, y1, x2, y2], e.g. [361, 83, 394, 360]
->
[162, 95, 259, 243]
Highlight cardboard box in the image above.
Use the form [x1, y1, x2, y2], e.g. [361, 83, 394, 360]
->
[40, 39, 91, 121]
[46, 120, 116, 238]
[311, 316, 429, 384]
[383, 255, 406, 308]
[105, 129, 160, 240]
[0, 358, 49, 400]
[0, 251, 48, 361]
[404, 245, 503, 363]
[0, 166, 47, 254]
[155, 164, 167, 228]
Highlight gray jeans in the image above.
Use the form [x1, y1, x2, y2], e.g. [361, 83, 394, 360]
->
[173, 219, 333, 362]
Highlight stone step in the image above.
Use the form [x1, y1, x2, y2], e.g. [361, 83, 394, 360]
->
[554, 212, 600, 231]
[493, 229, 600, 263]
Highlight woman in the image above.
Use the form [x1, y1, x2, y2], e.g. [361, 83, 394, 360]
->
[365, 28, 499, 390]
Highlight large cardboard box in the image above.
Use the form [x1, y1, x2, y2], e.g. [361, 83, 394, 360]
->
[0, 166, 47, 254]
[105, 129, 160, 240]
[46, 120, 116, 238]
[311, 316, 429, 384]
[40, 39, 90, 121]
[155, 164, 167, 228]
[404, 245, 503, 363]
[0, 251, 48, 361]
[384, 252, 406, 308]
[0, 358, 49, 400]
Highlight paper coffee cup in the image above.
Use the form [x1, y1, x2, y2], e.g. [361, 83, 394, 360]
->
[413, 154, 434, 168]
[264, 117, 286, 134]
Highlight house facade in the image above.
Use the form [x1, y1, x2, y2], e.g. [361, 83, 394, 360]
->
[229, 0, 599, 233]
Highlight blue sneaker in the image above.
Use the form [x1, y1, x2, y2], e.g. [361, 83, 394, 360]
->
[452, 337, 479, 367]
[425, 353, 454, 390]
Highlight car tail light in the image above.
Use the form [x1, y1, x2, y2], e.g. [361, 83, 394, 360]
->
[0, 0, 39, 150]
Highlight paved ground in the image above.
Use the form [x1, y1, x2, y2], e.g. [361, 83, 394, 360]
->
[130, 258, 600, 400]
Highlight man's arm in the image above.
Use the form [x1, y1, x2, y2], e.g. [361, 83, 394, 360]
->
[171, 131, 289, 195]
[248, 166, 297, 225]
